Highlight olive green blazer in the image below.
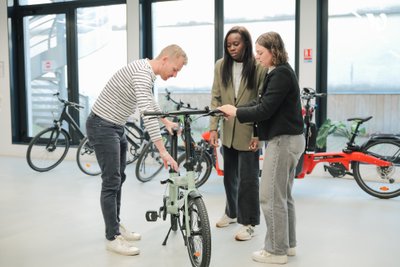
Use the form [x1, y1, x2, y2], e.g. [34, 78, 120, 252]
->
[209, 59, 267, 151]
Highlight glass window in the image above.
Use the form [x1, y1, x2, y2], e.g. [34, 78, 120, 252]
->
[327, 0, 400, 140]
[224, 0, 296, 68]
[151, 0, 214, 138]
[151, 0, 214, 95]
[77, 4, 127, 131]
[19, 0, 74, 5]
[24, 14, 67, 137]
[328, 0, 400, 93]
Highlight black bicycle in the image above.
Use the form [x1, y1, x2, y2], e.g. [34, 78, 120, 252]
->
[77, 118, 169, 178]
[163, 88, 213, 188]
[26, 92, 86, 172]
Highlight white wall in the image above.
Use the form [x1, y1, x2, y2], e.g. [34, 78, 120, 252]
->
[0, 0, 317, 157]
[0, 1, 21, 156]
[298, 0, 317, 90]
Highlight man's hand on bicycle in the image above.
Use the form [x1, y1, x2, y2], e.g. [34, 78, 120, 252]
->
[161, 118, 182, 135]
[160, 150, 179, 171]
[153, 139, 179, 171]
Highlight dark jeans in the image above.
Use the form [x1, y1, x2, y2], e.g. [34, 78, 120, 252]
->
[222, 145, 260, 226]
[86, 112, 128, 240]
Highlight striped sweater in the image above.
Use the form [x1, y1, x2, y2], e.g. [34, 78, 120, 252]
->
[91, 59, 163, 141]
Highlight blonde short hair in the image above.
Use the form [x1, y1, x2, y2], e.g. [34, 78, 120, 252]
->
[156, 44, 188, 65]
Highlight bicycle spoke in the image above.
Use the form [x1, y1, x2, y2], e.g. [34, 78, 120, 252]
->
[27, 128, 70, 172]
[184, 197, 211, 267]
[354, 140, 400, 198]
[76, 137, 101, 176]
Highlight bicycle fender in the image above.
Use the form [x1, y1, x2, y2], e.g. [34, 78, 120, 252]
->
[60, 128, 72, 141]
[361, 136, 400, 149]
[188, 190, 202, 199]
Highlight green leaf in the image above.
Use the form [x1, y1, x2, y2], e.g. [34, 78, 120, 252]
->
[316, 119, 367, 148]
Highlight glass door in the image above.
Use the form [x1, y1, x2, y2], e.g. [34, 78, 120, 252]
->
[24, 14, 68, 137]
[22, 4, 127, 139]
[77, 4, 127, 132]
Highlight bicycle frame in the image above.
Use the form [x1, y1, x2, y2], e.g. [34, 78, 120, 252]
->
[200, 131, 224, 176]
[165, 110, 208, 237]
[125, 120, 146, 151]
[296, 150, 392, 178]
[144, 108, 217, 267]
[201, 130, 265, 177]
[56, 104, 85, 141]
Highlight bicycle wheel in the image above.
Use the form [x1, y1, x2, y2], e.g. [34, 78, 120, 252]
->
[182, 196, 211, 267]
[126, 142, 140, 165]
[125, 124, 142, 165]
[135, 141, 164, 182]
[353, 140, 400, 199]
[76, 137, 101, 176]
[26, 127, 70, 172]
[177, 149, 212, 188]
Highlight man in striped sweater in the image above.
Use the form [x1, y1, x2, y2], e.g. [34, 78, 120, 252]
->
[86, 44, 188, 256]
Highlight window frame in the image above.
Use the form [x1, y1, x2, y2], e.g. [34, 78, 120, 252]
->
[8, 0, 126, 144]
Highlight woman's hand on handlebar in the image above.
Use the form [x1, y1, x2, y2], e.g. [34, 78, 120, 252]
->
[217, 105, 237, 118]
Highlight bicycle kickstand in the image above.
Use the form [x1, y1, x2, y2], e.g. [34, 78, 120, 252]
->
[162, 225, 173, 246]
[145, 207, 175, 246]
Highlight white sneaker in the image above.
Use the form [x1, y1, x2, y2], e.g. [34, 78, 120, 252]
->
[106, 235, 140, 256]
[252, 249, 288, 264]
[287, 247, 296, 256]
[119, 223, 141, 241]
[216, 214, 237, 228]
[235, 225, 255, 241]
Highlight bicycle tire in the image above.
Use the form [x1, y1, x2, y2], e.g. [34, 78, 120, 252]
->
[26, 127, 70, 172]
[76, 137, 101, 176]
[125, 124, 142, 165]
[353, 140, 400, 199]
[126, 141, 140, 165]
[135, 141, 164, 182]
[177, 149, 212, 188]
[182, 196, 211, 267]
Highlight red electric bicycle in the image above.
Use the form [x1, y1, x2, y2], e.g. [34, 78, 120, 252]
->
[296, 88, 400, 199]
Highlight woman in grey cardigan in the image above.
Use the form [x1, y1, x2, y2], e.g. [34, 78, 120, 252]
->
[218, 31, 305, 264]
[209, 26, 266, 241]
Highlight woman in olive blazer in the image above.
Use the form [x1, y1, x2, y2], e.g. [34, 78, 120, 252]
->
[209, 26, 267, 241]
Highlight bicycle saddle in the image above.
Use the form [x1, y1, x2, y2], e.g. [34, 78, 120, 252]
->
[347, 116, 373, 123]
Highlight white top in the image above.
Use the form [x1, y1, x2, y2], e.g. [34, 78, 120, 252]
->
[91, 59, 163, 142]
[232, 61, 243, 98]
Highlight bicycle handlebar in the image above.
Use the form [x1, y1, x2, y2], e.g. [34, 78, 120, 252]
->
[301, 87, 326, 100]
[53, 92, 84, 109]
[143, 107, 224, 117]
[164, 88, 198, 110]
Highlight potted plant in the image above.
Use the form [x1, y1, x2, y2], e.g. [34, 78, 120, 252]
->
[316, 119, 366, 149]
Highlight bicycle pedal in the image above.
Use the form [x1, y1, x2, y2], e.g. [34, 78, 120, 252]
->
[145, 211, 159, 222]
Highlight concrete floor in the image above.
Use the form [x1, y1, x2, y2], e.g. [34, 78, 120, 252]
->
[0, 155, 399, 267]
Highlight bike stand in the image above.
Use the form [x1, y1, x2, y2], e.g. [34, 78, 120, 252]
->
[162, 226, 173, 245]
[162, 215, 186, 246]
